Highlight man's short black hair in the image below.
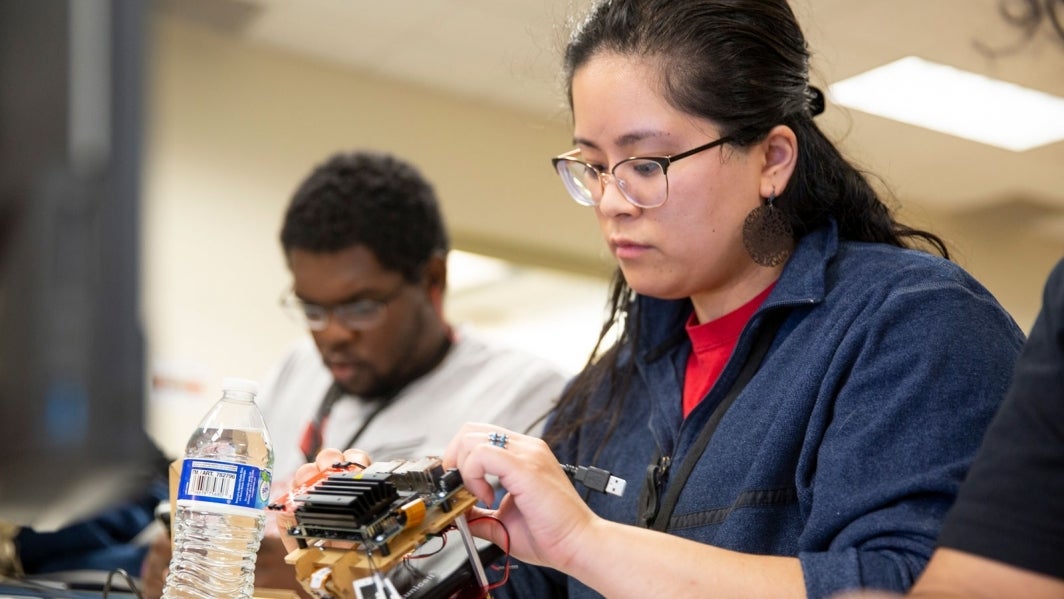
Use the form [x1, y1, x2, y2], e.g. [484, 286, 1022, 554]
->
[280, 150, 449, 281]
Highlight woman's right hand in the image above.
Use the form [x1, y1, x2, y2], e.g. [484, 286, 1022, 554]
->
[443, 423, 601, 573]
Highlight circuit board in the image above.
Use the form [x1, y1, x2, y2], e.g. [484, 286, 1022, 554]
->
[269, 458, 488, 599]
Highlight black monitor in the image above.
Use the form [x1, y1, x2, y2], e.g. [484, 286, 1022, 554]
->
[0, 0, 161, 521]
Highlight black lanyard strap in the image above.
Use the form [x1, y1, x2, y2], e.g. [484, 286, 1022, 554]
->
[643, 309, 785, 531]
[302, 334, 454, 462]
[302, 382, 402, 462]
[301, 383, 343, 463]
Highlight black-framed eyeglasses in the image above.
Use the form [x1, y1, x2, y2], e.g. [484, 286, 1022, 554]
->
[550, 136, 732, 209]
[279, 280, 406, 332]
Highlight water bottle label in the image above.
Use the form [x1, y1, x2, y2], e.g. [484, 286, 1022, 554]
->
[177, 459, 272, 514]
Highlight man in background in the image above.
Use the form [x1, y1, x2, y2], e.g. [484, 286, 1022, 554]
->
[141, 150, 569, 597]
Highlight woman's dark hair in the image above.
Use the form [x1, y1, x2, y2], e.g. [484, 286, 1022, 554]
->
[280, 150, 449, 282]
[544, 0, 949, 449]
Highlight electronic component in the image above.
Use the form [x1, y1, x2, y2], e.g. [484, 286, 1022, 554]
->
[269, 458, 488, 599]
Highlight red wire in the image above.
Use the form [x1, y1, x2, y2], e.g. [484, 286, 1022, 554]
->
[468, 515, 511, 591]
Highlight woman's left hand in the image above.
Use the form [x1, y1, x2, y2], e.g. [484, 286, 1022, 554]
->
[275, 447, 373, 554]
[443, 423, 600, 572]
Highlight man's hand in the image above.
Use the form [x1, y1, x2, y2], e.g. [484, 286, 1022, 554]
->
[254, 524, 311, 598]
[139, 530, 171, 599]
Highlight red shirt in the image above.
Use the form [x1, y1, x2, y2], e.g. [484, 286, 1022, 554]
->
[682, 284, 775, 418]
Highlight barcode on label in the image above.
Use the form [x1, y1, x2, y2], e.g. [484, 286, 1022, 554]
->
[188, 468, 237, 500]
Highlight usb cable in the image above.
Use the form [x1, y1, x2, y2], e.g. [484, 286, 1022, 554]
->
[561, 464, 627, 497]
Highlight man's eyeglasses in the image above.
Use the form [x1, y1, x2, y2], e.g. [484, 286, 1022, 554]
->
[279, 281, 406, 332]
[550, 136, 732, 209]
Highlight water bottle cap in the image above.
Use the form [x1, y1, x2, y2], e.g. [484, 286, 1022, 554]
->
[221, 377, 259, 395]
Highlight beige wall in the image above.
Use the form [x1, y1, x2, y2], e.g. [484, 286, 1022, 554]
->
[143, 14, 1062, 455]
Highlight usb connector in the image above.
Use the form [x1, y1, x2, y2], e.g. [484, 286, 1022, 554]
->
[562, 464, 627, 497]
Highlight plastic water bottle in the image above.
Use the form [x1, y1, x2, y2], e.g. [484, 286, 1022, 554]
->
[162, 377, 274, 599]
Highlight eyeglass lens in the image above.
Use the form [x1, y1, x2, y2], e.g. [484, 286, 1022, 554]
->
[556, 158, 667, 208]
[312, 302, 384, 331]
[283, 296, 388, 331]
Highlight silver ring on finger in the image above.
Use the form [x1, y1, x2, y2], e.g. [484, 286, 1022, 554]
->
[487, 431, 509, 449]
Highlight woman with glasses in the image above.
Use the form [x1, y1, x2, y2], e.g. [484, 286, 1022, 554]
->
[437, 1, 1026, 597]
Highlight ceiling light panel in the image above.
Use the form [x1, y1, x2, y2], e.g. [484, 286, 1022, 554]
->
[829, 56, 1064, 152]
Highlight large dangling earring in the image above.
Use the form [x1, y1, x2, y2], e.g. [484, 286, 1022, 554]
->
[742, 190, 794, 267]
